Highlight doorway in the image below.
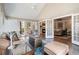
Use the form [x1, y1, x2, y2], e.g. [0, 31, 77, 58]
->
[54, 16, 72, 47]
[40, 21, 45, 38]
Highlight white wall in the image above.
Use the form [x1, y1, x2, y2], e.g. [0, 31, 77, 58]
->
[0, 18, 20, 34]
[0, 4, 4, 27]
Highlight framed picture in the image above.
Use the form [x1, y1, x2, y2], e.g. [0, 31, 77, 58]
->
[57, 21, 63, 29]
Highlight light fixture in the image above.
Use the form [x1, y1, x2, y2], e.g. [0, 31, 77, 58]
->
[31, 4, 37, 10]
[32, 6, 35, 9]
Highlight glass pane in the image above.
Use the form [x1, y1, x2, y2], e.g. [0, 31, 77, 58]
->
[47, 20, 52, 36]
[74, 15, 79, 41]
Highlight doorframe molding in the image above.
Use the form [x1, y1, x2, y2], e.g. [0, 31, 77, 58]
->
[52, 13, 79, 45]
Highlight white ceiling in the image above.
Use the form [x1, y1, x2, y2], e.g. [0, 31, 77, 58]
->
[3, 3, 79, 20]
[39, 3, 79, 19]
[4, 3, 46, 20]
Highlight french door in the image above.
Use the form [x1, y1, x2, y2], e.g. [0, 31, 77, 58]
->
[45, 19, 54, 38]
[72, 14, 79, 45]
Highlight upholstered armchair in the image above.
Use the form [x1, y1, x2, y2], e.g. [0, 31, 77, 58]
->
[0, 33, 10, 55]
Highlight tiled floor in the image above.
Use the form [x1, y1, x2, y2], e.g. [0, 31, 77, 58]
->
[69, 44, 79, 55]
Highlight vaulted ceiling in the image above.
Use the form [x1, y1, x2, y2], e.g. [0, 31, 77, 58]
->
[3, 3, 46, 20]
[39, 3, 79, 19]
[2, 3, 79, 20]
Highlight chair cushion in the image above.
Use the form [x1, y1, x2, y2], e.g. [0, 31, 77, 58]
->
[44, 41, 69, 55]
[0, 39, 9, 49]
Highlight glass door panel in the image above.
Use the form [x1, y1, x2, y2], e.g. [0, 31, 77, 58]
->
[73, 15, 79, 45]
[45, 19, 54, 38]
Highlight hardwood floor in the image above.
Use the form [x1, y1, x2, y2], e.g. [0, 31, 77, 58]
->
[54, 36, 72, 48]
[0, 48, 5, 55]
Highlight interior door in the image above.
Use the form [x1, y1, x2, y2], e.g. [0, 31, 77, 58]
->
[45, 19, 54, 38]
[72, 15, 79, 45]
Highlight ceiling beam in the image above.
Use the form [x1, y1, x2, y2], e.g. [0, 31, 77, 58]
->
[6, 15, 39, 22]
